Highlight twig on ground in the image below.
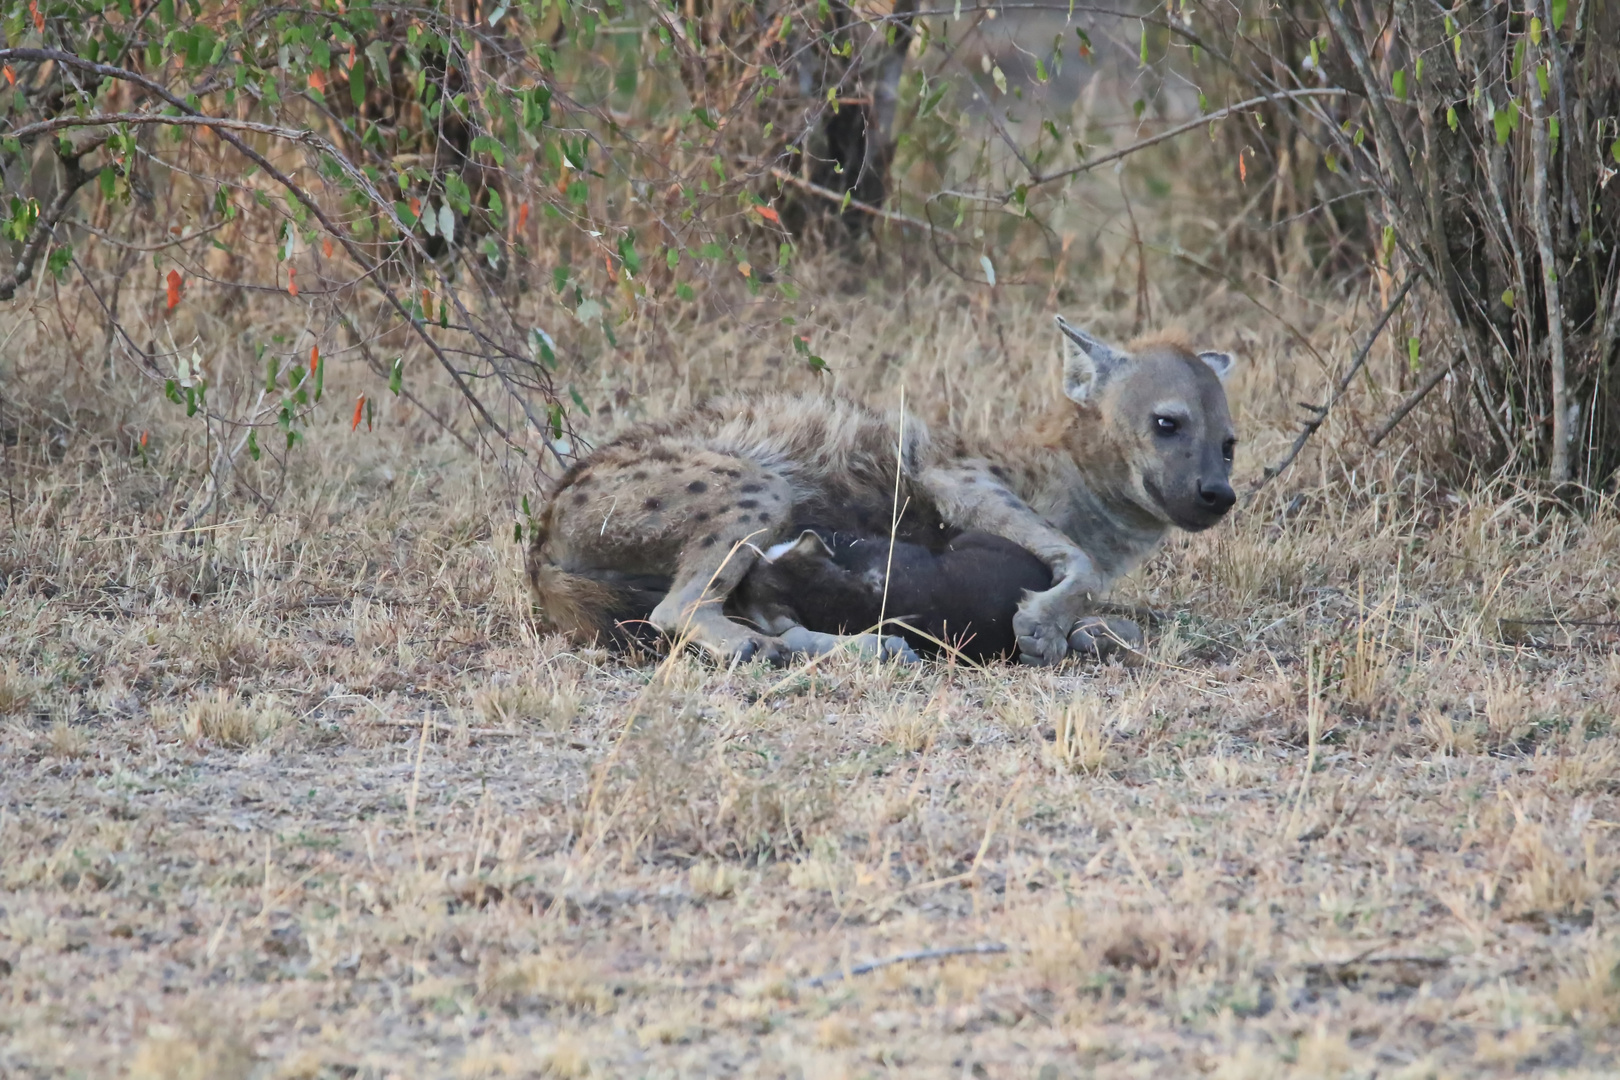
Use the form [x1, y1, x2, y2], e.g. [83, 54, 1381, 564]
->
[800, 942, 1008, 989]
[1254, 276, 1416, 491]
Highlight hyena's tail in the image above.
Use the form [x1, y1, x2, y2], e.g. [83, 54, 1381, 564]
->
[525, 523, 669, 649]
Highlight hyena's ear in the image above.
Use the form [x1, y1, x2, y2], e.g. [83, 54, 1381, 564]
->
[1055, 316, 1130, 403]
[1197, 350, 1237, 382]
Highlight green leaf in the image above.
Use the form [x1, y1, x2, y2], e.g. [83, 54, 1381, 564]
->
[1501, 287, 1515, 309]
[1550, 116, 1560, 142]
[696, 242, 723, 260]
[675, 282, 695, 302]
[265, 355, 280, 392]
[1529, 16, 1542, 45]
[470, 134, 505, 165]
[665, 248, 680, 270]
[1382, 224, 1396, 264]
[1536, 64, 1550, 100]
[46, 244, 72, 280]
[389, 356, 403, 395]
[165, 378, 182, 405]
[1612, 138, 1620, 164]
[99, 166, 116, 199]
[1391, 69, 1406, 102]
[990, 64, 1007, 95]
[617, 232, 641, 275]
[1324, 153, 1338, 174]
[1447, 106, 1459, 132]
[1139, 22, 1149, 66]
[1494, 109, 1513, 145]
[1551, 0, 1568, 30]
[350, 59, 365, 111]
[1407, 337, 1421, 370]
[246, 429, 260, 461]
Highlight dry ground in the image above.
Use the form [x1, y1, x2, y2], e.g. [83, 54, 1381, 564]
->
[4, 245, 1620, 1079]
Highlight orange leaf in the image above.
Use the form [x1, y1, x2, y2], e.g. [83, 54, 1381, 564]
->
[322, 237, 334, 258]
[308, 69, 326, 92]
[165, 269, 182, 310]
[409, 197, 421, 218]
[287, 266, 298, 297]
[753, 204, 781, 224]
[517, 202, 529, 233]
[309, 345, 320, 378]
[139, 430, 148, 448]
[347, 43, 357, 70]
[352, 395, 365, 431]
[421, 288, 433, 318]
[3, 67, 14, 87]
[1238, 149, 1247, 184]
[29, 0, 43, 32]
[737, 261, 753, 278]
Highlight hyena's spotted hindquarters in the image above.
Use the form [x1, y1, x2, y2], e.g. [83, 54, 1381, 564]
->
[529, 441, 797, 661]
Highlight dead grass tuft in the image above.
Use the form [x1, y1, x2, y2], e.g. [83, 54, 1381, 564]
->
[172, 689, 290, 748]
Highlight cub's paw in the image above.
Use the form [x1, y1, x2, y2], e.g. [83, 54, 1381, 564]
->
[880, 636, 921, 665]
[1067, 616, 1145, 665]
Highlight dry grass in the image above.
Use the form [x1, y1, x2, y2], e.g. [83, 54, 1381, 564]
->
[4, 203, 1620, 1079]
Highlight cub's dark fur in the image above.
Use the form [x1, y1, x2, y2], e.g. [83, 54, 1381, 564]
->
[733, 530, 1052, 662]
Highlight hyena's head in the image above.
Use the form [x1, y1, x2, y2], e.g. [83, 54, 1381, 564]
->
[1055, 316, 1238, 532]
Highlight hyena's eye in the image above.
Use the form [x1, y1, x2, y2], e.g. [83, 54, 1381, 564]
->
[1222, 438, 1237, 461]
[1153, 416, 1180, 436]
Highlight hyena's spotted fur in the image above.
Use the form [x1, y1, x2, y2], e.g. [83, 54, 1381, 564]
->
[526, 320, 1237, 665]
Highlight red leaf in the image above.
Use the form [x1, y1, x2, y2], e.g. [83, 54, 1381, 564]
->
[754, 204, 781, 224]
[309, 345, 320, 378]
[517, 203, 529, 233]
[308, 69, 326, 92]
[139, 430, 148, 448]
[352, 395, 365, 431]
[421, 288, 433, 319]
[29, 0, 43, 32]
[287, 266, 298, 297]
[165, 269, 182, 310]
[322, 237, 334, 258]
[3, 67, 14, 87]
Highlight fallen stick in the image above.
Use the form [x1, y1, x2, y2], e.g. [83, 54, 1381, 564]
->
[800, 942, 1008, 988]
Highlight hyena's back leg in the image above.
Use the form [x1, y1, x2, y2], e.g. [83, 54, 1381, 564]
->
[541, 448, 797, 661]
[646, 455, 798, 662]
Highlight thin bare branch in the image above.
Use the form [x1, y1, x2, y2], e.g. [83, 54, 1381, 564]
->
[1256, 275, 1417, 490]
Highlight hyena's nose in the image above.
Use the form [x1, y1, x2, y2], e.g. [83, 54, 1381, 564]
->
[1197, 480, 1236, 513]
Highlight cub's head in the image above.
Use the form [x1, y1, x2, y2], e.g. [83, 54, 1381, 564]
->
[1055, 316, 1238, 532]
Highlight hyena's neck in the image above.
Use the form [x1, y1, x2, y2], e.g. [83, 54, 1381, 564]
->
[981, 437, 1167, 587]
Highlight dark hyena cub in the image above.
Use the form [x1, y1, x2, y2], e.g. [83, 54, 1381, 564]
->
[732, 529, 1142, 662]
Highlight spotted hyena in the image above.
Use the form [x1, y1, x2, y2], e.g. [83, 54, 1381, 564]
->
[525, 318, 1237, 665]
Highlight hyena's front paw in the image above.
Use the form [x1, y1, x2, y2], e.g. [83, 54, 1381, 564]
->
[1013, 599, 1075, 667]
[1067, 616, 1145, 665]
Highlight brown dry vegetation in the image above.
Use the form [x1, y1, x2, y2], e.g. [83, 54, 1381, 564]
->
[5, 201, 1620, 1078]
